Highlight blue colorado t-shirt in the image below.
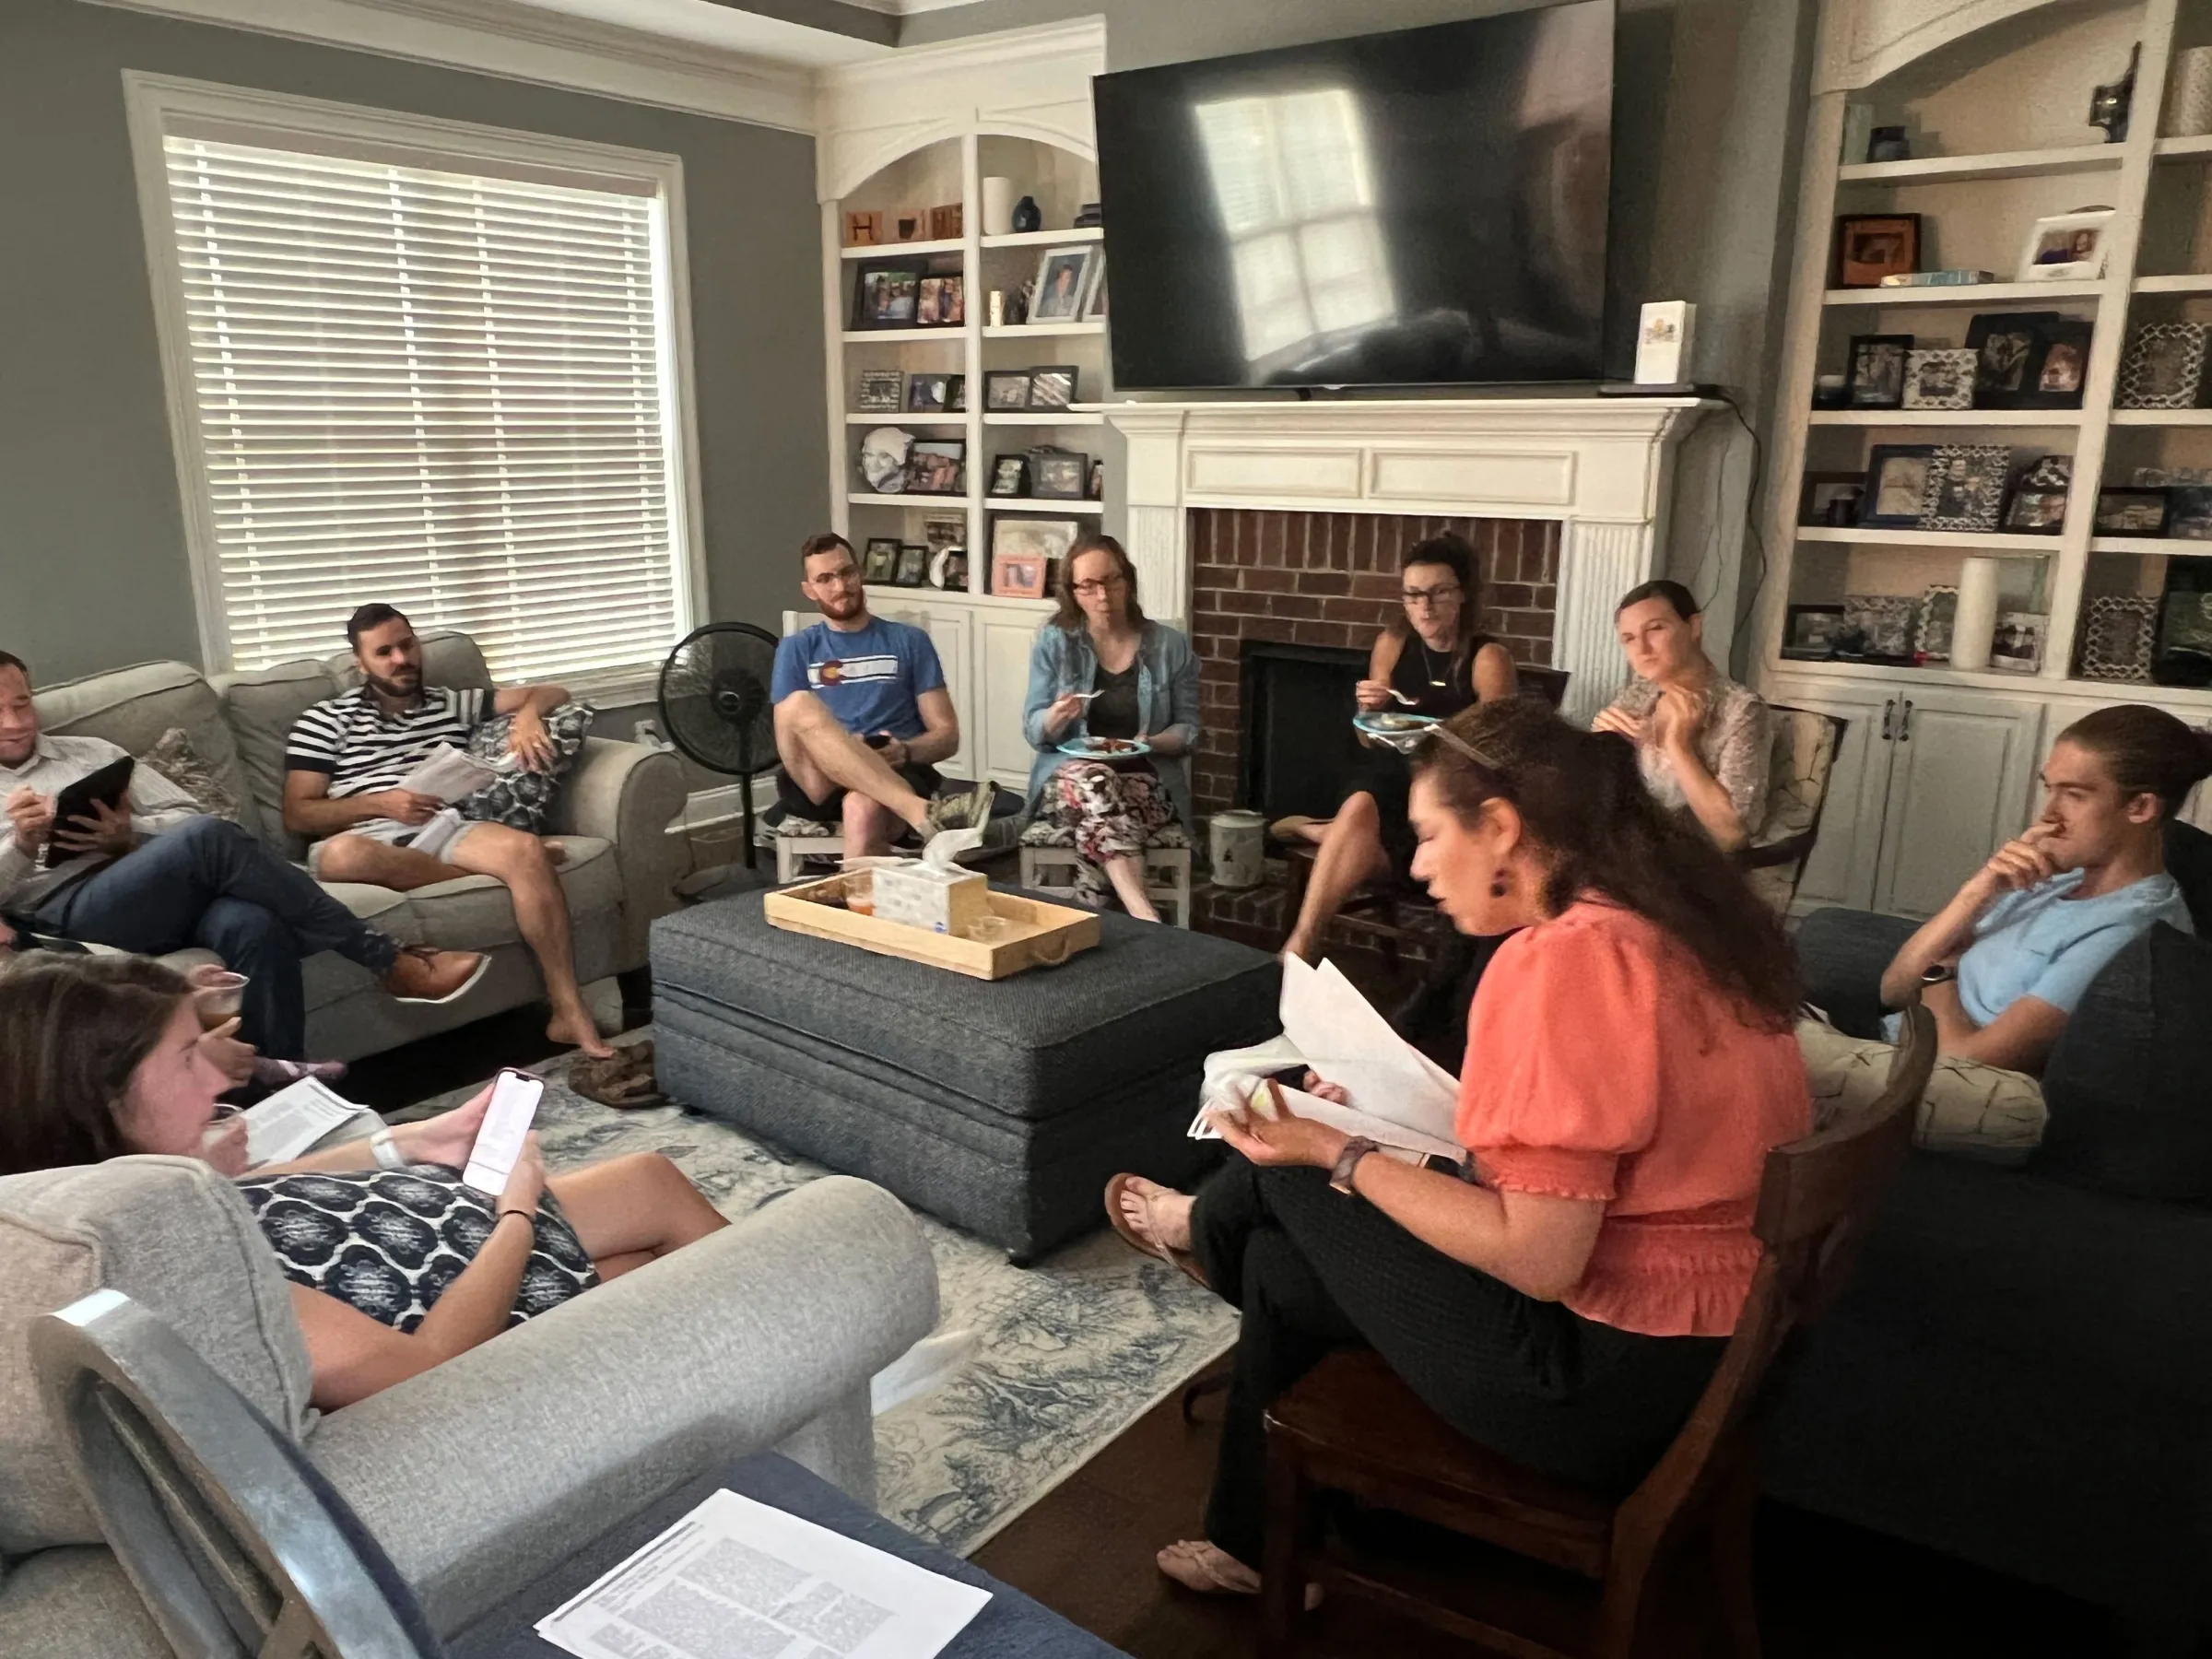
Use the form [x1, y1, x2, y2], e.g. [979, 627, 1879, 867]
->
[771, 618, 945, 742]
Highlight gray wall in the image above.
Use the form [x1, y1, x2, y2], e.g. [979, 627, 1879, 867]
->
[0, 0, 829, 690]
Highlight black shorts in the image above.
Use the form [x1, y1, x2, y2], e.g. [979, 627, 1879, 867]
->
[774, 760, 942, 824]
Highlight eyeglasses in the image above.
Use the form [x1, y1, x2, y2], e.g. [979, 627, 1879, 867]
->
[1401, 584, 1463, 607]
[1072, 575, 1126, 596]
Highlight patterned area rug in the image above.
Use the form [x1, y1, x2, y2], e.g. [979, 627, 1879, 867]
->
[413, 1036, 1238, 1556]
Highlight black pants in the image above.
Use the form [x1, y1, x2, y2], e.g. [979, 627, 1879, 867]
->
[33, 817, 399, 1059]
[1188, 1160, 1726, 1568]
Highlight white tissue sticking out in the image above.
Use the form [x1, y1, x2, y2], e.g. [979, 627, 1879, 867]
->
[924, 826, 985, 871]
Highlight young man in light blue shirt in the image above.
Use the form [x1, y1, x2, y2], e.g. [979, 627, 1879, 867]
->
[1881, 705, 2208, 1075]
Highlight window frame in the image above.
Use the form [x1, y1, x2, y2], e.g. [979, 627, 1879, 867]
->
[123, 71, 709, 702]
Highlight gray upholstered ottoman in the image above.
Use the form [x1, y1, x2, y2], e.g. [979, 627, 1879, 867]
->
[651, 891, 1280, 1261]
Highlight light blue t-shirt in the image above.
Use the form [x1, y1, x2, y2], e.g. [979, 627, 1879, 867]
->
[770, 618, 945, 742]
[1956, 868, 2196, 1022]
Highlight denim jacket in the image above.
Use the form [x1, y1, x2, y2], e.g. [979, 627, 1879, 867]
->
[1021, 619, 1202, 827]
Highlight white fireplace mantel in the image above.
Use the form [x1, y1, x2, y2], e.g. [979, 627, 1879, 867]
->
[1107, 397, 1720, 724]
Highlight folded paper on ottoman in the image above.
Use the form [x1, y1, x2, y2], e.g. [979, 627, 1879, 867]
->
[651, 890, 1281, 1260]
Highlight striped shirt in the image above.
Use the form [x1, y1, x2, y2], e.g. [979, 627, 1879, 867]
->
[286, 687, 490, 800]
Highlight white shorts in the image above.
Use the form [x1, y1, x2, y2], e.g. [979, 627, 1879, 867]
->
[305, 811, 485, 876]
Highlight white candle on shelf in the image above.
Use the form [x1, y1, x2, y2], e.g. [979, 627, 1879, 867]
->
[1952, 557, 2001, 671]
[982, 178, 1017, 238]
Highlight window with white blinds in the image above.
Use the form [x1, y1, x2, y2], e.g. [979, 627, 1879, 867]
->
[135, 86, 699, 688]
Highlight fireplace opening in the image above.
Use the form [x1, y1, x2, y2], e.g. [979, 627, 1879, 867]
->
[1238, 641, 1368, 820]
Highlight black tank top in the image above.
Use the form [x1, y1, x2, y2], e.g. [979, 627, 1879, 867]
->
[1388, 630, 1492, 720]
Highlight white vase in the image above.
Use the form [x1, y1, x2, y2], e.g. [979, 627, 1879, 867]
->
[982, 177, 1017, 238]
[1209, 810, 1266, 889]
[1952, 558, 2001, 672]
[2170, 47, 2212, 137]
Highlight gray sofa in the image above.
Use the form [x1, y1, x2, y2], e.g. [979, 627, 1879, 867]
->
[0, 1157, 938, 1657]
[26, 631, 686, 1061]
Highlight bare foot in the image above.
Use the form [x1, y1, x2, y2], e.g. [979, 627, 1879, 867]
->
[542, 839, 570, 868]
[547, 1008, 615, 1059]
[1156, 1540, 1259, 1595]
[1117, 1176, 1194, 1255]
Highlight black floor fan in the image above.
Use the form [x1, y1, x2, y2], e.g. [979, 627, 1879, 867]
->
[656, 621, 782, 869]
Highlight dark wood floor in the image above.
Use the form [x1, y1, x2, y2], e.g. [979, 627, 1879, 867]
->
[972, 1358, 2121, 1659]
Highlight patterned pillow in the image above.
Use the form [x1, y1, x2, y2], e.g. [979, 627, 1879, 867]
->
[1796, 1016, 2048, 1165]
[135, 726, 241, 822]
[459, 703, 595, 832]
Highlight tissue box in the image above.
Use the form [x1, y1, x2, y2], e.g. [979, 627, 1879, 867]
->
[873, 859, 991, 935]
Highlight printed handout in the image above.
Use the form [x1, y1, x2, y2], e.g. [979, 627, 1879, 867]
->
[241, 1077, 363, 1166]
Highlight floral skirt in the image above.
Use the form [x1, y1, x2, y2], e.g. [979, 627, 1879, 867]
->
[1049, 760, 1174, 909]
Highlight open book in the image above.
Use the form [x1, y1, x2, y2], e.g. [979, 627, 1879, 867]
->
[1187, 956, 1463, 1163]
[395, 742, 502, 804]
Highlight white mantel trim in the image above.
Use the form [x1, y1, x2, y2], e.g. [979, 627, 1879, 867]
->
[1108, 397, 1716, 725]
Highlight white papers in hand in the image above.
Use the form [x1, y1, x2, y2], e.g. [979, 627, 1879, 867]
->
[241, 1077, 363, 1166]
[394, 743, 501, 804]
[534, 1488, 991, 1659]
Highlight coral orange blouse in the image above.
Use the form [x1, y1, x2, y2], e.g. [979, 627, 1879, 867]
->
[1456, 900, 1812, 1338]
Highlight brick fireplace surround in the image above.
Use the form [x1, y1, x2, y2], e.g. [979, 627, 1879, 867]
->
[1186, 510, 1561, 818]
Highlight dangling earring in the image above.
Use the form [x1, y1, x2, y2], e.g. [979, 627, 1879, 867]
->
[1489, 867, 1510, 900]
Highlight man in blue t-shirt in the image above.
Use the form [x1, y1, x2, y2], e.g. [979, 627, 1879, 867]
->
[771, 533, 985, 855]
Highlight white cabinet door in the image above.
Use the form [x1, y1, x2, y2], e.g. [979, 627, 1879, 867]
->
[977, 616, 1041, 794]
[1872, 688, 2045, 919]
[1767, 683, 1897, 914]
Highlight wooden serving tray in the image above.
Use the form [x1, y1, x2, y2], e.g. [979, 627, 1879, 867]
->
[763, 877, 1100, 981]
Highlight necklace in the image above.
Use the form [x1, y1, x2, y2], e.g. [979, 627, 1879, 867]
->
[1414, 637, 1451, 688]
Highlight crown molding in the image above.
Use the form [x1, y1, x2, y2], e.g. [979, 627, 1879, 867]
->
[76, 0, 846, 130]
[816, 15, 1103, 88]
[834, 0, 997, 12]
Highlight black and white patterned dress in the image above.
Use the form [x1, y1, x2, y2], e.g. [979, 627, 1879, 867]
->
[236, 1165, 598, 1332]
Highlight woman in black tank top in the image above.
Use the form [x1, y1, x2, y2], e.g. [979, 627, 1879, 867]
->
[1278, 533, 1517, 963]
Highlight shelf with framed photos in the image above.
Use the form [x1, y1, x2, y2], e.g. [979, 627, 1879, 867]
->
[1836, 143, 2124, 185]
[840, 236, 964, 261]
[2132, 274, 2212, 294]
[985, 497, 1105, 515]
[980, 225, 1104, 249]
[2109, 407, 2212, 423]
[1820, 279, 2106, 308]
[1794, 525, 2065, 551]
[982, 409, 1107, 426]
[982, 320, 1109, 338]
[1806, 408, 2085, 426]
[2089, 535, 2212, 556]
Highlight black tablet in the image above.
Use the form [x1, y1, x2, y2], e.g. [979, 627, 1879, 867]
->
[44, 756, 134, 867]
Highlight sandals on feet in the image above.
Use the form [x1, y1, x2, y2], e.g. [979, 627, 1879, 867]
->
[1103, 1173, 1209, 1289]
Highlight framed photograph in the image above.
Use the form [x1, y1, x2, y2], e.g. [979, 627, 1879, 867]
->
[894, 545, 929, 587]
[1798, 471, 1866, 527]
[1029, 448, 1088, 500]
[850, 260, 925, 330]
[901, 438, 965, 496]
[1920, 444, 2012, 533]
[984, 371, 1033, 411]
[2078, 594, 2158, 683]
[855, 369, 904, 413]
[1846, 334, 1913, 407]
[1030, 246, 1100, 323]
[1966, 312, 2060, 408]
[1082, 260, 1109, 322]
[2133, 465, 2212, 486]
[1916, 584, 1959, 662]
[1842, 594, 1918, 661]
[1861, 444, 1937, 528]
[1088, 458, 1106, 500]
[860, 537, 900, 584]
[842, 209, 884, 248]
[922, 513, 965, 558]
[916, 274, 965, 327]
[2003, 488, 2070, 534]
[2018, 210, 2114, 282]
[1901, 347, 1977, 410]
[2154, 565, 2212, 684]
[989, 516, 1082, 595]
[2117, 323, 2210, 410]
[2023, 318, 2092, 408]
[906, 373, 954, 413]
[2093, 487, 2171, 536]
[1834, 214, 1921, 288]
[928, 547, 970, 593]
[1989, 612, 2047, 675]
[1027, 366, 1078, 409]
[1783, 604, 1846, 659]
[989, 454, 1030, 498]
[990, 548, 1049, 600]
[2168, 485, 2212, 540]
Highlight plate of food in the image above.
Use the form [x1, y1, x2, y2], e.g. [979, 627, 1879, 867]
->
[1057, 735, 1152, 759]
[1351, 711, 1440, 740]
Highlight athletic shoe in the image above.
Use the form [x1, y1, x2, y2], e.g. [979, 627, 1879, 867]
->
[924, 782, 997, 837]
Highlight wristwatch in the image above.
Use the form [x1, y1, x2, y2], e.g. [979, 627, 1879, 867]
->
[1921, 964, 1956, 987]
[369, 1127, 407, 1171]
[1330, 1136, 1381, 1197]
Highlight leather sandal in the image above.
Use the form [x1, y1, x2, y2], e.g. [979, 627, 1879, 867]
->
[1103, 1173, 1209, 1289]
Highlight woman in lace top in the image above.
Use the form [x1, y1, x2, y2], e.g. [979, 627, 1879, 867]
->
[1593, 581, 1769, 851]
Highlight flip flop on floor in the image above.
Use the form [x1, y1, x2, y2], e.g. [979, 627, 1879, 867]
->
[1156, 1541, 1324, 1608]
[1103, 1172, 1209, 1289]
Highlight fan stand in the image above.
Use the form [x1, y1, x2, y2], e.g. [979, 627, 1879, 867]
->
[658, 621, 783, 873]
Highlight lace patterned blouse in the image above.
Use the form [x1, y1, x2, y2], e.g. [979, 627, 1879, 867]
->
[1608, 673, 1771, 840]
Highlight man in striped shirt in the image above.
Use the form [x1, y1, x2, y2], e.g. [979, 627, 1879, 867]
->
[282, 605, 613, 1058]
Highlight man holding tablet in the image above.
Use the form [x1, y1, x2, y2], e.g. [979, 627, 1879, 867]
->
[0, 649, 485, 1060]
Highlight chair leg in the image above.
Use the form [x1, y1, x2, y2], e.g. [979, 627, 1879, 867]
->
[1259, 1437, 1309, 1659]
[1180, 1371, 1230, 1423]
[1712, 1458, 1763, 1659]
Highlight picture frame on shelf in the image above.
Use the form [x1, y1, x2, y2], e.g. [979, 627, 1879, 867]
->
[2023, 318, 2092, 408]
[1989, 612, 2046, 675]
[1845, 334, 1912, 408]
[1798, 471, 1865, 527]
[894, 545, 929, 587]
[1027, 366, 1078, 409]
[1916, 584, 1959, 663]
[901, 439, 965, 497]
[1028, 448, 1088, 500]
[2133, 465, 2212, 486]
[922, 513, 966, 559]
[1030, 246, 1101, 323]
[850, 259, 928, 329]
[989, 454, 1030, 498]
[990, 516, 1082, 596]
[861, 538, 900, 584]
[2078, 595, 2158, 683]
[1860, 444, 1937, 528]
[1901, 348, 1976, 411]
[929, 547, 970, 593]
[1966, 312, 2060, 408]
[917, 275, 965, 327]
[1841, 594, 1917, 662]
[2116, 323, 2210, 410]
[1088, 459, 1106, 500]
[1920, 445, 2012, 533]
[906, 373, 961, 414]
[2153, 562, 2212, 687]
[2168, 485, 2212, 540]
[1082, 260, 1109, 322]
[2093, 488, 2170, 536]
[858, 426, 912, 494]
[855, 369, 904, 413]
[2018, 209, 2113, 282]
[1833, 214, 1921, 288]
[2004, 486, 2070, 533]
[984, 371, 1033, 411]
[1783, 604, 1846, 659]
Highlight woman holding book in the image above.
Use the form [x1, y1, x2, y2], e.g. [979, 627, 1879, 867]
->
[1106, 699, 1812, 1595]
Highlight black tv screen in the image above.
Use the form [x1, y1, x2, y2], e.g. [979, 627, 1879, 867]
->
[1093, 3, 1614, 391]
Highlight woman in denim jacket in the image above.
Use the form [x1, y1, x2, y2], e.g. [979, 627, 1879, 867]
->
[1022, 535, 1201, 921]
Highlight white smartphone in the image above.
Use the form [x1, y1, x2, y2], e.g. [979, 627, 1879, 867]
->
[461, 1068, 545, 1194]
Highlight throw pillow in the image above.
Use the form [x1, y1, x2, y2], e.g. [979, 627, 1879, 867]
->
[135, 726, 241, 822]
[460, 703, 595, 832]
[1795, 1016, 2048, 1166]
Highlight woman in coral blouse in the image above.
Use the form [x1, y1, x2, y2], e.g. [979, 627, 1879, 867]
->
[1107, 698, 1812, 1596]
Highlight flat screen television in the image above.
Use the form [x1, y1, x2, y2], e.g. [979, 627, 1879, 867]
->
[1093, 3, 1614, 391]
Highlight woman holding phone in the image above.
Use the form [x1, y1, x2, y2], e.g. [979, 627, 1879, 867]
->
[0, 954, 727, 1408]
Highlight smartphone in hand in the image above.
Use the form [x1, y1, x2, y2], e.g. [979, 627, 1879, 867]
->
[462, 1068, 545, 1194]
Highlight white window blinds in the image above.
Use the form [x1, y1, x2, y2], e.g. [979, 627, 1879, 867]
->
[155, 127, 692, 685]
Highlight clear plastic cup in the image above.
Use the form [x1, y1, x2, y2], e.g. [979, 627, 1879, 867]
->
[843, 867, 875, 916]
[191, 970, 250, 1022]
